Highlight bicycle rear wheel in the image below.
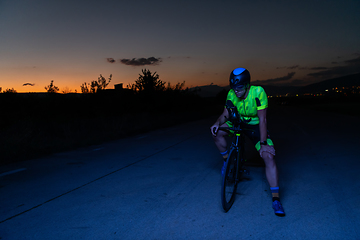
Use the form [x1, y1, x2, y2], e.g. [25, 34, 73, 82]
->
[221, 149, 239, 212]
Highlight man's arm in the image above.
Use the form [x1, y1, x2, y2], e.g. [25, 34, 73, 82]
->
[258, 108, 268, 142]
[210, 107, 229, 136]
[258, 108, 275, 156]
[217, 107, 230, 126]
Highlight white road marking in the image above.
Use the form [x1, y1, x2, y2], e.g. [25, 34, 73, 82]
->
[0, 168, 27, 177]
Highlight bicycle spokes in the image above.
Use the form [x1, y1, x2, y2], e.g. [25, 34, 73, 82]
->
[221, 152, 239, 212]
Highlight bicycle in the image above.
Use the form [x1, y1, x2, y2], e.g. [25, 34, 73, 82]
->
[215, 100, 254, 212]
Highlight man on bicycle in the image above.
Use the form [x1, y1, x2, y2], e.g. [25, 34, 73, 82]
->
[210, 67, 285, 216]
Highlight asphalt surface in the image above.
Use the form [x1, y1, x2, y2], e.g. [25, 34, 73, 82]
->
[0, 105, 360, 239]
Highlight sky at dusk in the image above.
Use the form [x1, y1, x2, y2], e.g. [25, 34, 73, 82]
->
[1, 0, 359, 93]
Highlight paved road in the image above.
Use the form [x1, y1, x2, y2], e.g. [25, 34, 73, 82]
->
[1, 105, 360, 239]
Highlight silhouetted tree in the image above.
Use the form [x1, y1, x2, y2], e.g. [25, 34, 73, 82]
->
[97, 74, 112, 90]
[80, 74, 112, 93]
[45, 80, 59, 93]
[0, 87, 2, 93]
[61, 86, 74, 94]
[3, 88, 17, 93]
[132, 69, 165, 93]
[166, 81, 186, 92]
[80, 82, 90, 94]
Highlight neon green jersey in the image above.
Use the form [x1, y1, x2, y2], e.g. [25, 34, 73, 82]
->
[226, 85, 268, 125]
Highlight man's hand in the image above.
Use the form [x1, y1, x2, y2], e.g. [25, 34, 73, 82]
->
[210, 123, 219, 137]
[259, 145, 275, 158]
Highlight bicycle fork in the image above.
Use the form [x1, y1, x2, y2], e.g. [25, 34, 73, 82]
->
[233, 134, 250, 181]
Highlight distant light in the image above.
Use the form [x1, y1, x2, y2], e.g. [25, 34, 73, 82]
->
[325, 89, 328, 92]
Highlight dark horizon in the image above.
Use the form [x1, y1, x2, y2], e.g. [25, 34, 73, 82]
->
[190, 72, 360, 97]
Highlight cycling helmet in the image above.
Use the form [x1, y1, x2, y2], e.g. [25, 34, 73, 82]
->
[229, 68, 250, 90]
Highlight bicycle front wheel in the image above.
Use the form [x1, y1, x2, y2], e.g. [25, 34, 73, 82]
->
[221, 149, 239, 212]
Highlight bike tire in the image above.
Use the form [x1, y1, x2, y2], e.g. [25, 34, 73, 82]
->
[221, 149, 239, 212]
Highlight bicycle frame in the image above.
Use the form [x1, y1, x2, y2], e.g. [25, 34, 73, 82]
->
[219, 100, 254, 212]
[230, 132, 245, 182]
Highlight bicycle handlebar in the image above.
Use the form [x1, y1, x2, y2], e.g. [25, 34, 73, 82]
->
[212, 100, 254, 135]
[224, 100, 251, 125]
[213, 126, 255, 135]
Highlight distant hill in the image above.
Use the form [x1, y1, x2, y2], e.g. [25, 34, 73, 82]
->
[294, 73, 360, 95]
[190, 73, 360, 97]
[189, 84, 299, 97]
[189, 84, 229, 98]
[260, 85, 300, 96]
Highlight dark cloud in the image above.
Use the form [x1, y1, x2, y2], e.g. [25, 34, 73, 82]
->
[106, 58, 116, 63]
[309, 67, 328, 70]
[23, 83, 35, 86]
[276, 65, 299, 70]
[287, 65, 299, 69]
[120, 57, 162, 66]
[296, 66, 328, 70]
[307, 56, 360, 79]
[253, 72, 296, 85]
[344, 56, 360, 64]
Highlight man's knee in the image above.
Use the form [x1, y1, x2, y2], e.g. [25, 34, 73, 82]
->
[213, 130, 227, 140]
[262, 152, 276, 166]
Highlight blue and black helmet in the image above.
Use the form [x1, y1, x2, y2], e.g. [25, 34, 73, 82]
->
[229, 68, 250, 89]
